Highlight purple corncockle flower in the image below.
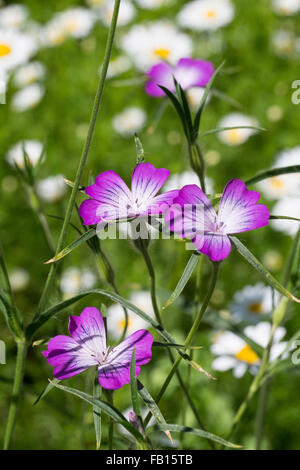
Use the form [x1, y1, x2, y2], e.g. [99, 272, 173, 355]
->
[145, 58, 214, 98]
[78, 162, 179, 225]
[165, 179, 270, 262]
[42, 307, 153, 390]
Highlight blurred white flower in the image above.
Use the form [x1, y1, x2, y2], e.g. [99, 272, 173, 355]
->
[177, 0, 235, 31]
[271, 197, 300, 236]
[135, 0, 171, 9]
[164, 170, 214, 195]
[106, 55, 132, 78]
[230, 283, 277, 324]
[0, 29, 37, 73]
[43, 8, 97, 46]
[36, 175, 67, 203]
[217, 112, 258, 146]
[256, 147, 300, 200]
[271, 0, 300, 16]
[0, 4, 28, 29]
[121, 21, 193, 71]
[107, 291, 155, 340]
[60, 267, 96, 298]
[211, 322, 287, 377]
[98, 0, 136, 26]
[6, 139, 43, 168]
[112, 106, 146, 136]
[272, 30, 296, 57]
[13, 61, 46, 88]
[186, 87, 210, 111]
[9, 268, 30, 292]
[11, 83, 45, 112]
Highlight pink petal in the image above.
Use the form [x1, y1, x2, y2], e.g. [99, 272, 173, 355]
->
[78, 199, 102, 225]
[42, 335, 97, 380]
[69, 307, 106, 358]
[82, 171, 132, 222]
[148, 189, 179, 215]
[218, 179, 270, 234]
[131, 163, 170, 210]
[194, 232, 231, 262]
[145, 62, 175, 97]
[98, 330, 153, 390]
[175, 58, 214, 89]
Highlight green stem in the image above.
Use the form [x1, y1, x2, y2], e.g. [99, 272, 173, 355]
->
[188, 142, 206, 193]
[255, 377, 271, 450]
[144, 260, 220, 427]
[3, 340, 27, 449]
[106, 391, 114, 450]
[36, 0, 121, 315]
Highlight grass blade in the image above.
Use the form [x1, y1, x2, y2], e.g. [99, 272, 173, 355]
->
[45, 228, 96, 264]
[130, 349, 140, 417]
[245, 165, 300, 186]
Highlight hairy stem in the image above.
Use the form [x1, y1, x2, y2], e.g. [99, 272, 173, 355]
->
[36, 0, 121, 315]
[3, 340, 27, 449]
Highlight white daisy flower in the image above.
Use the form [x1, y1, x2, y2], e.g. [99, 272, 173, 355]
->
[13, 61, 46, 88]
[60, 267, 96, 298]
[135, 0, 172, 9]
[0, 29, 37, 73]
[107, 291, 155, 340]
[9, 267, 30, 292]
[43, 8, 96, 46]
[271, 197, 300, 236]
[272, 30, 295, 57]
[112, 106, 146, 136]
[256, 147, 300, 200]
[211, 322, 287, 378]
[231, 283, 277, 324]
[164, 170, 214, 195]
[0, 4, 29, 29]
[177, 0, 235, 31]
[186, 87, 210, 112]
[106, 55, 132, 78]
[36, 175, 67, 203]
[6, 139, 43, 168]
[217, 112, 258, 146]
[120, 21, 193, 71]
[11, 83, 45, 112]
[271, 0, 300, 16]
[98, 0, 136, 27]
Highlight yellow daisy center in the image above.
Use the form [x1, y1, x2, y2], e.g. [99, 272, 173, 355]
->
[65, 19, 79, 34]
[270, 177, 285, 190]
[206, 10, 216, 18]
[153, 47, 170, 60]
[248, 302, 263, 314]
[235, 344, 259, 364]
[117, 317, 133, 331]
[0, 43, 12, 57]
[226, 129, 242, 144]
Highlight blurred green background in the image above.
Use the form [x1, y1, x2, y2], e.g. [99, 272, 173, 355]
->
[0, 0, 300, 449]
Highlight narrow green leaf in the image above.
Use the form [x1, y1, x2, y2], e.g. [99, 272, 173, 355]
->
[174, 78, 193, 140]
[158, 85, 188, 138]
[49, 380, 145, 443]
[45, 228, 96, 264]
[153, 341, 202, 350]
[34, 378, 60, 405]
[63, 177, 85, 192]
[193, 61, 225, 141]
[130, 349, 140, 417]
[93, 375, 102, 450]
[270, 215, 300, 223]
[137, 380, 173, 444]
[245, 165, 300, 186]
[210, 88, 242, 109]
[148, 423, 241, 449]
[163, 252, 201, 309]
[230, 236, 300, 303]
[198, 125, 265, 139]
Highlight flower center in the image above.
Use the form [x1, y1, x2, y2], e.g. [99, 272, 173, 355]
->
[153, 47, 170, 60]
[65, 19, 79, 33]
[0, 43, 11, 57]
[206, 10, 216, 18]
[235, 344, 259, 364]
[248, 302, 263, 314]
[226, 129, 242, 144]
[270, 177, 285, 190]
